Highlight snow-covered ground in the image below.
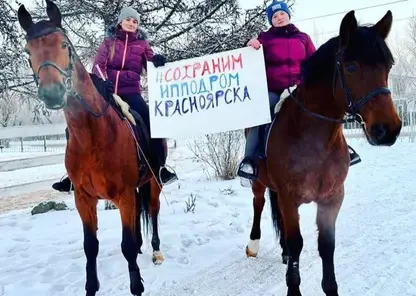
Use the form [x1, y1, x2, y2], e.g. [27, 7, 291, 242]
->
[0, 163, 66, 189]
[0, 151, 64, 162]
[0, 138, 415, 296]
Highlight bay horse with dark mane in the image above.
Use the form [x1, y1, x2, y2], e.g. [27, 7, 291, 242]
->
[18, 1, 166, 295]
[244, 10, 401, 296]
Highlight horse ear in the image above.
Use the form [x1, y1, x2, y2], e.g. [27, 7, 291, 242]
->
[372, 10, 392, 39]
[17, 5, 34, 32]
[339, 10, 358, 48]
[46, 0, 62, 27]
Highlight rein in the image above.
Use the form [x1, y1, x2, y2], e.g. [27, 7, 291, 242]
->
[25, 27, 109, 118]
[287, 48, 391, 125]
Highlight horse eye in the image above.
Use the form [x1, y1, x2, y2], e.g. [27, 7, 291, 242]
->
[24, 48, 30, 55]
[346, 64, 356, 72]
[62, 42, 68, 49]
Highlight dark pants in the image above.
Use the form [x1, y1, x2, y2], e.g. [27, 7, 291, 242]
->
[244, 91, 282, 159]
[121, 93, 166, 166]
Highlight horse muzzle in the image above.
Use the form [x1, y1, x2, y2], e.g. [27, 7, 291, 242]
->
[367, 122, 402, 146]
[38, 82, 67, 110]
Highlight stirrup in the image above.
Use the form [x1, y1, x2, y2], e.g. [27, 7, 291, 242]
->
[349, 153, 361, 166]
[237, 159, 257, 180]
[348, 146, 361, 167]
[53, 174, 74, 193]
[158, 164, 178, 186]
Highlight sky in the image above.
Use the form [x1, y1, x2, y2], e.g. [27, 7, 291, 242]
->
[14, 0, 416, 49]
[17, 0, 415, 45]
[240, 0, 416, 47]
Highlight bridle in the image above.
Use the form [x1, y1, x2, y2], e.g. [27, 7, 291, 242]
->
[25, 26, 109, 118]
[288, 48, 391, 125]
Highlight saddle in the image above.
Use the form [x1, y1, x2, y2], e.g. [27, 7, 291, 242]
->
[90, 73, 151, 184]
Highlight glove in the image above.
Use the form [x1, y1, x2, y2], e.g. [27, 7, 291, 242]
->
[104, 80, 115, 93]
[89, 72, 114, 96]
[152, 54, 166, 68]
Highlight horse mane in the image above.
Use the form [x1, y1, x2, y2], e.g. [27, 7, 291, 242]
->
[301, 24, 395, 86]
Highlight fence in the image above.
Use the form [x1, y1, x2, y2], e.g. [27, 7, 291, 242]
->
[342, 99, 416, 143]
[0, 103, 415, 154]
[0, 123, 67, 152]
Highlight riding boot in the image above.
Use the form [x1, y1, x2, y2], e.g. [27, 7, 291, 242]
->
[237, 126, 259, 180]
[348, 145, 361, 166]
[150, 138, 178, 186]
[52, 175, 74, 192]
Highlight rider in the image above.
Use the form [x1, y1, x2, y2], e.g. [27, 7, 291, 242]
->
[52, 6, 178, 192]
[236, 0, 361, 181]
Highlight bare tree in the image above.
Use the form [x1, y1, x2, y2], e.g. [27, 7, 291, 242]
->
[188, 130, 245, 180]
[391, 16, 416, 97]
[0, 90, 21, 127]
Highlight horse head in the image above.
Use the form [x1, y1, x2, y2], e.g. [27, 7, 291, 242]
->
[335, 10, 402, 146]
[18, 0, 74, 110]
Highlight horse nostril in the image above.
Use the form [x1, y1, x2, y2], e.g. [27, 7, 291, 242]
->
[37, 82, 66, 109]
[370, 124, 387, 140]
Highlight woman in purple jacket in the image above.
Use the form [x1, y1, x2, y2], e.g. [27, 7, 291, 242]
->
[52, 7, 177, 192]
[237, 1, 361, 181]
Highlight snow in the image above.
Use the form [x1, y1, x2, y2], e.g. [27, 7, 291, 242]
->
[0, 151, 63, 162]
[0, 139, 415, 296]
[0, 163, 66, 189]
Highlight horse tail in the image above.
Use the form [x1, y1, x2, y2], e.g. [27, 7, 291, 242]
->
[135, 181, 151, 236]
[268, 188, 282, 238]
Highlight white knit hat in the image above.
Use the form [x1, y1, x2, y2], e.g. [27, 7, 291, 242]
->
[117, 7, 140, 24]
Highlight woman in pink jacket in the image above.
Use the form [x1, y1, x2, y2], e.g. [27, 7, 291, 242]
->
[52, 7, 177, 192]
[237, 1, 361, 181]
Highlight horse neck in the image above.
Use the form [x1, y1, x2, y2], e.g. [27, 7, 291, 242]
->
[294, 81, 346, 143]
[64, 61, 108, 140]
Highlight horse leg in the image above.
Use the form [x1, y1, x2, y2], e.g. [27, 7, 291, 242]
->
[150, 178, 164, 265]
[134, 189, 143, 255]
[115, 193, 144, 296]
[316, 196, 343, 296]
[280, 198, 303, 296]
[74, 189, 100, 296]
[268, 189, 289, 264]
[245, 180, 265, 258]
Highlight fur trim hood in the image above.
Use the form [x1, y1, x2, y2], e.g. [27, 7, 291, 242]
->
[106, 23, 149, 40]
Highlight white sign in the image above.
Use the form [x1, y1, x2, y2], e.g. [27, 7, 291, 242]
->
[147, 46, 271, 138]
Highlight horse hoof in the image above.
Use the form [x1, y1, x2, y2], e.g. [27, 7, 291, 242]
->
[287, 286, 302, 296]
[129, 271, 144, 295]
[245, 245, 257, 258]
[85, 278, 100, 296]
[152, 251, 164, 265]
[282, 255, 289, 265]
[245, 239, 259, 258]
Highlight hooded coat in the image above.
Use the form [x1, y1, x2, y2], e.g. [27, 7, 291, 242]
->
[258, 23, 316, 92]
[92, 25, 153, 95]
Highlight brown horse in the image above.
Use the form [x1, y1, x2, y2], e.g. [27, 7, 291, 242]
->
[244, 10, 401, 296]
[18, 1, 165, 295]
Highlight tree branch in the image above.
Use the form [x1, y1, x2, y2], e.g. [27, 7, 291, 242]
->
[154, 0, 183, 31]
[156, 0, 230, 44]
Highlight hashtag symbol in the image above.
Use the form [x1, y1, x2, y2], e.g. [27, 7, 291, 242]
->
[156, 71, 163, 83]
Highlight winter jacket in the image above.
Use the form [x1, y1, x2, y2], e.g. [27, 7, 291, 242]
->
[92, 26, 153, 95]
[257, 23, 316, 93]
